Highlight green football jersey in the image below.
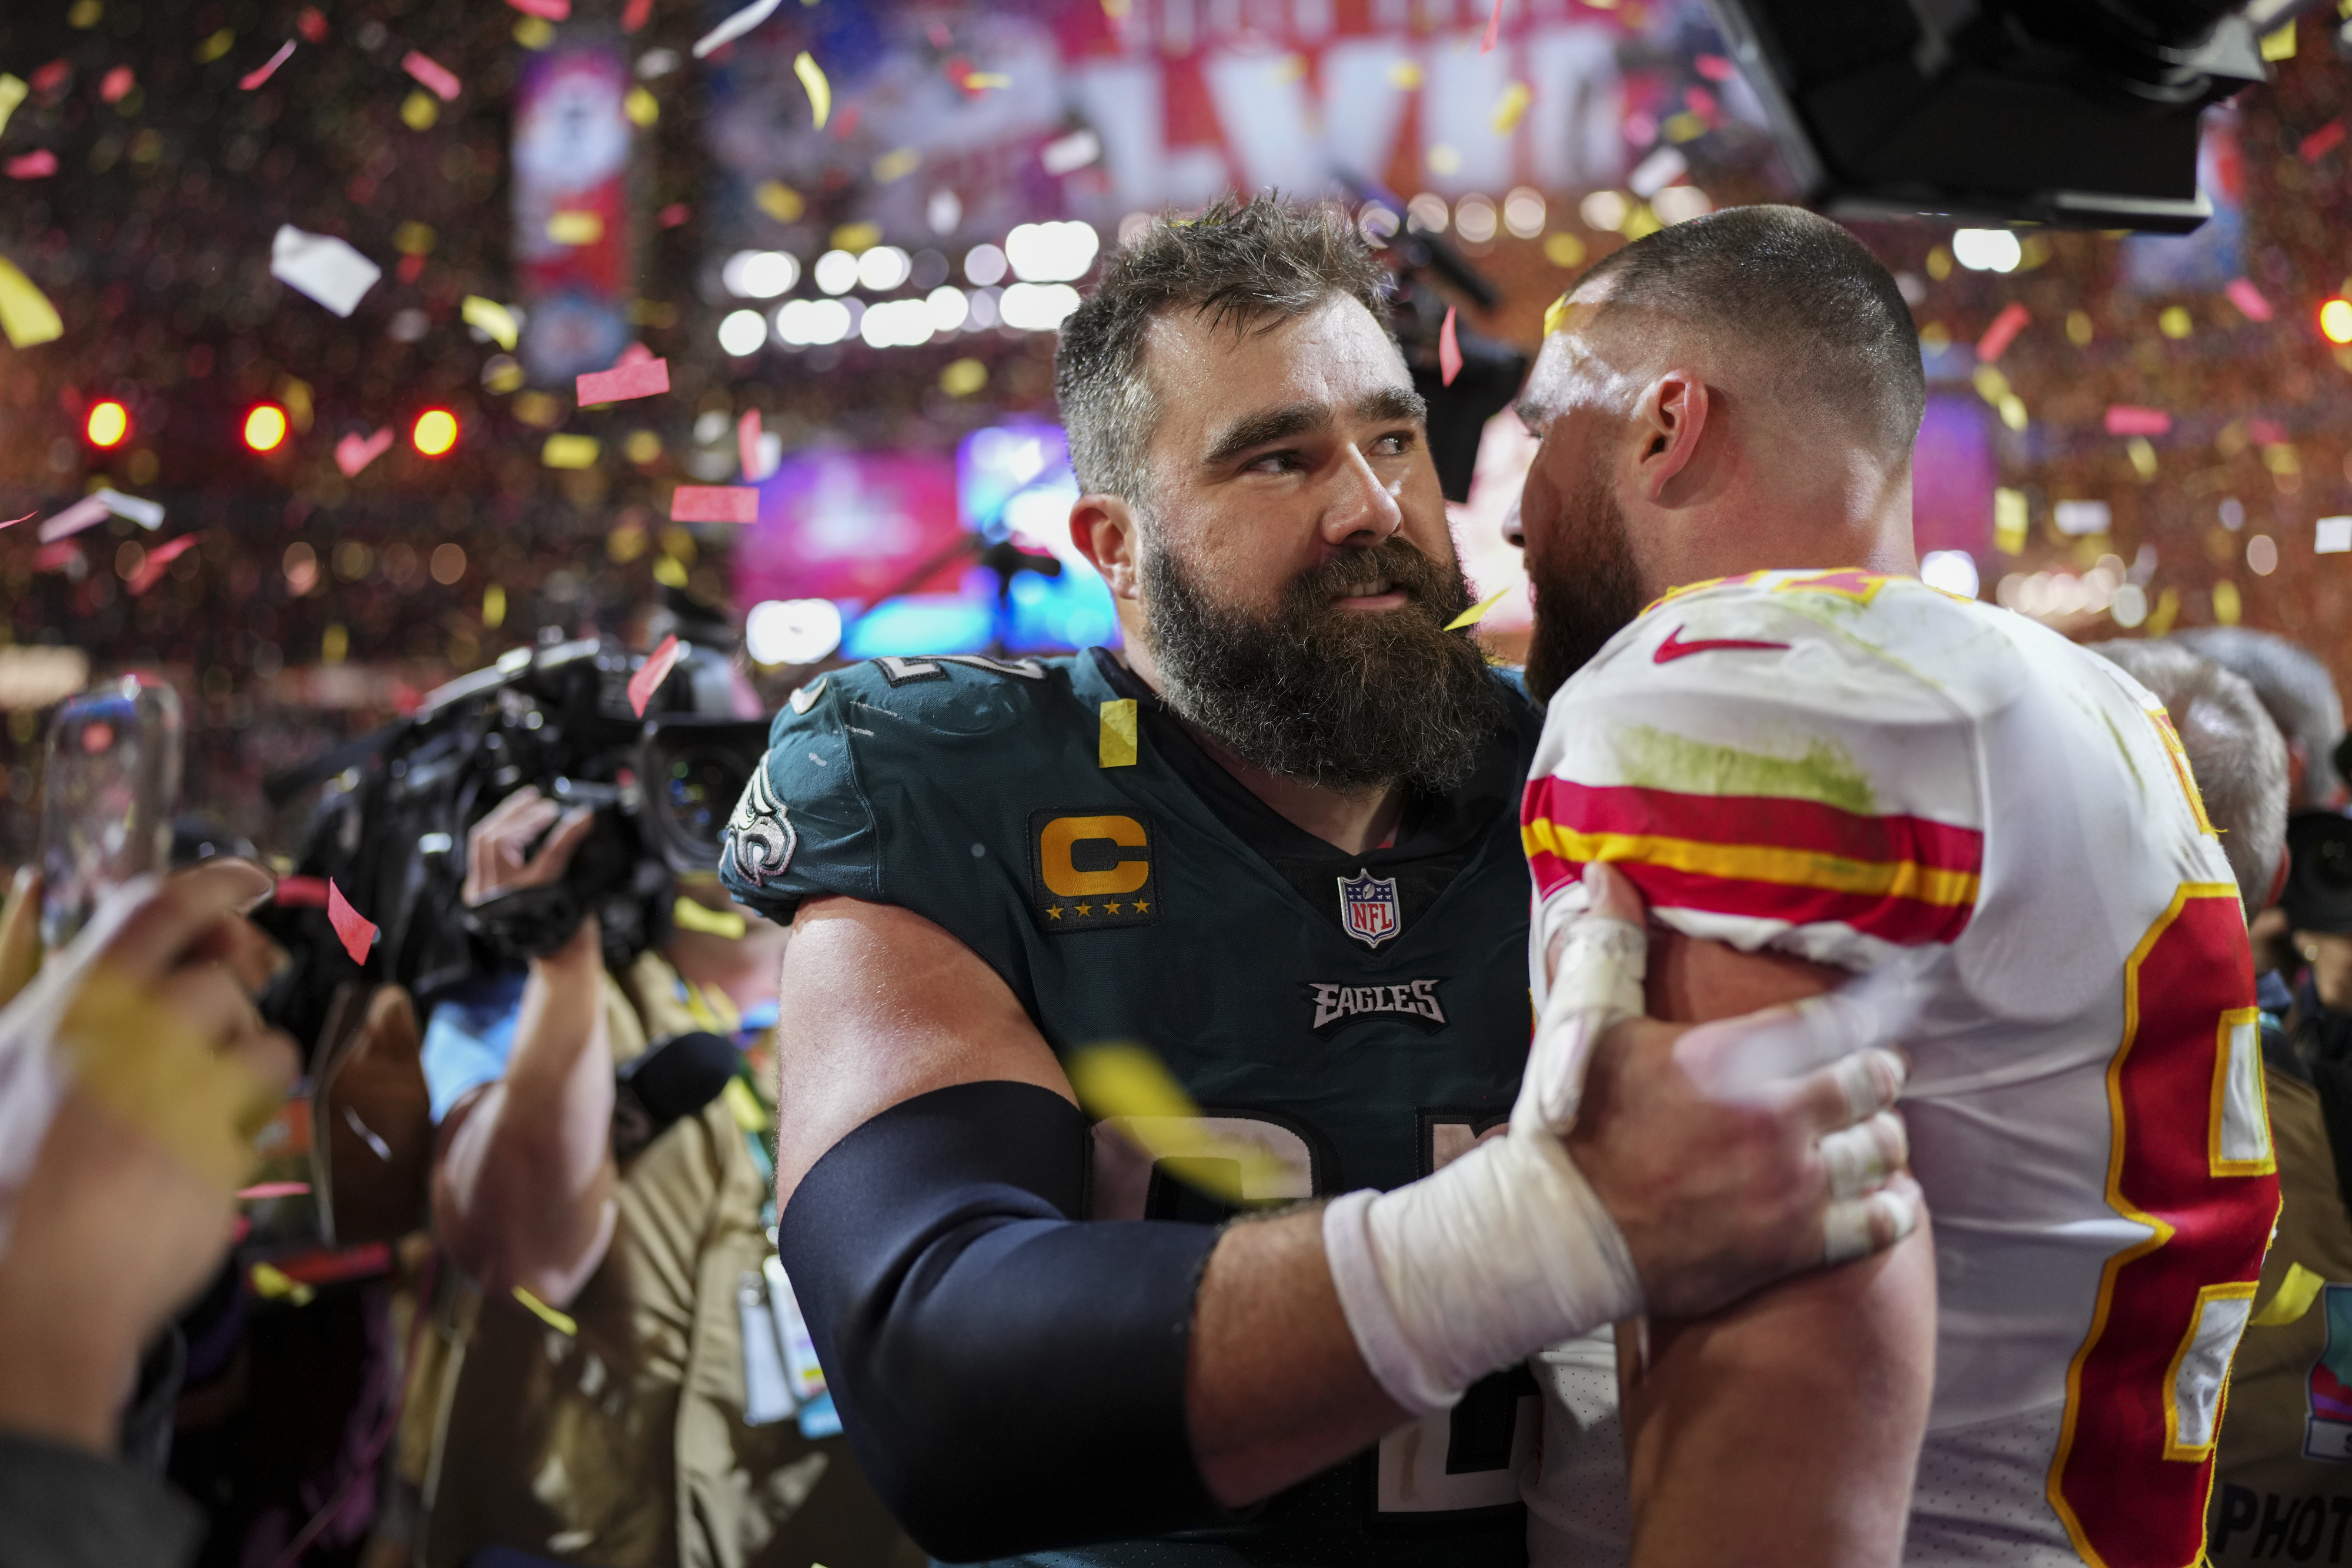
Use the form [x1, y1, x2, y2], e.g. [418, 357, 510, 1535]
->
[721, 648, 1542, 1567]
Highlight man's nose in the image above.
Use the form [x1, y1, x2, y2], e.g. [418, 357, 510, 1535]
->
[1501, 498, 1524, 550]
[1319, 443, 1403, 546]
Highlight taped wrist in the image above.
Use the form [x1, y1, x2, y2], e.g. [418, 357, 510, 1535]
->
[1323, 1127, 1642, 1417]
[777, 1080, 1226, 1561]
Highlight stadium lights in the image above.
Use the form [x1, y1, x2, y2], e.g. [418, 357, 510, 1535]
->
[412, 408, 459, 456]
[2322, 298, 2352, 346]
[243, 403, 289, 453]
[85, 399, 130, 448]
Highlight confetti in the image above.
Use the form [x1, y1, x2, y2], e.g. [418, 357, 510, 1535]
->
[1067, 1044, 1297, 1203]
[622, 0, 653, 31]
[250, 1262, 316, 1305]
[670, 485, 759, 523]
[577, 356, 670, 406]
[38, 496, 112, 543]
[546, 210, 603, 245]
[462, 295, 519, 349]
[2317, 516, 2351, 555]
[1438, 305, 1462, 387]
[126, 533, 196, 595]
[335, 427, 395, 477]
[755, 181, 804, 222]
[793, 51, 830, 129]
[2103, 405, 2171, 437]
[1480, 0, 1503, 52]
[402, 50, 462, 102]
[5, 151, 56, 179]
[2250, 1262, 2326, 1326]
[1446, 585, 1513, 630]
[239, 40, 295, 90]
[272, 876, 330, 908]
[2300, 120, 2346, 163]
[629, 634, 684, 717]
[270, 225, 382, 318]
[1975, 302, 2029, 363]
[2224, 278, 2273, 323]
[98, 66, 134, 103]
[0, 75, 24, 136]
[542, 434, 600, 468]
[0, 255, 64, 347]
[739, 409, 766, 481]
[296, 8, 328, 43]
[693, 0, 784, 58]
[512, 1285, 578, 1335]
[1491, 81, 1531, 135]
[672, 897, 746, 938]
[1543, 292, 1571, 337]
[327, 879, 377, 965]
[657, 202, 691, 228]
[237, 1181, 312, 1201]
[506, 0, 570, 16]
[0, 511, 32, 529]
[29, 61, 68, 96]
[91, 487, 162, 528]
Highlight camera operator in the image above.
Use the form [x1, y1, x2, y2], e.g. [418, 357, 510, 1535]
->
[0, 861, 298, 1568]
[400, 783, 913, 1568]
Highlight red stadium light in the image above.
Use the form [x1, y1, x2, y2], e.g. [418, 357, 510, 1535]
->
[243, 403, 289, 453]
[85, 399, 130, 448]
[412, 408, 459, 457]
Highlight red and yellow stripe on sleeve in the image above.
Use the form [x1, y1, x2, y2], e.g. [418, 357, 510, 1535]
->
[1522, 777, 1983, 947]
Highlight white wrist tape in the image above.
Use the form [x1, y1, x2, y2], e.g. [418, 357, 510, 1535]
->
[1323, 1125, 1643, 1417]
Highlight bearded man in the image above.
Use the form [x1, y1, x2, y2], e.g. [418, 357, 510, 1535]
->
[715, 196, 1916, 1567]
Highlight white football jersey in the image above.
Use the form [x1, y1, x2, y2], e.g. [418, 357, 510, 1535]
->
[1518, 570, 2279, 1566]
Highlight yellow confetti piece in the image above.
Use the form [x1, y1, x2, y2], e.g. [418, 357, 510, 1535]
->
[1662, 111, 1706, 143]
[195, 27, 235, 63]
[794, 50, 830, 131]
[940, 357, 987, 396]
[1387, 60, 1424, 89]
[1997, 394, 2027, 433]
[1446, 585, 1512, 631]
[462, 295, 519, 350]
[514, 15, 555, 48]
[673, 895, 747, 938]
[723, 1075, 767, 1134]
[2252, 1262, 2327, 1326]
[963, 71, 1010, 89]
[393, 220, 437, 256]
[2159, 305, 2193, 339]
[1971, 363, 2010, 406]
[1068, 1044, 1298, 1204]
[0, 256, 64, 349]
[250, 1263, 316, 1306]
[1099, 699, 1138, 768]
[873, 146, 920, 183]
[652, 554, 690, 589]
[2261, 21, 2297, 59]
[2146, 584, 2180, 637]
[831, 220, 881, 254]
[1543, 233, 1586, 270]
[482, 584, 506, 630]
[1490, 81, 1531, 135]
[542, 433, 601, 469]
[2213, 579, 2241, 625]
[754, 180, 805, 222]
[280, 376, 313, 432]
[0, 75, 26, 138]
[2126, 436, 2158, 480]
[547, 210, 603, 245]
[1993, 487, 2028, 555]
[400, 89, 439, 131]
[1543, 292, 1572, 337]
[623, 429, 662, 463]
[624, 84, 659, 127]
[513, 1285, 578, 1336]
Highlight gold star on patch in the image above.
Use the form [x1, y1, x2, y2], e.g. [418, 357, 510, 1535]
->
[1104, 901, 1122, 914]
[1046, 905, 1063, 920]
[1075, 902, 1093, 916]
[1131, 900, 1150, 914]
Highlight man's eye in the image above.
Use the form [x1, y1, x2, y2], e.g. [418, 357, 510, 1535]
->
[1245, 450, 1303, 473]
[1371, 432, 1414, 456]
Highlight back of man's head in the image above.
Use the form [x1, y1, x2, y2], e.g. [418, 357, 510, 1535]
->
[2090, 638, 2289, 920]
[1571, 204, 1925, 466]
[2171, 627, 2346, 809]
[1054, 195, 1388, 507]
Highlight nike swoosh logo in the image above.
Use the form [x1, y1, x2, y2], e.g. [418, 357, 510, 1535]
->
[1653, 625, 1793, 664]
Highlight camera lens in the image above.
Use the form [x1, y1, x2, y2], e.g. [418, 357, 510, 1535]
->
[660, 746, 751, 860]
[2318, 834, 2352, 893]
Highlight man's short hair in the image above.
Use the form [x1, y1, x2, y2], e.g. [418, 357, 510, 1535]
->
[2090, 638, 2289, 920]
[2171, 627, 2345, 808]
[1054, 195, 1391, 503]
[1571, 204, 1925, 463]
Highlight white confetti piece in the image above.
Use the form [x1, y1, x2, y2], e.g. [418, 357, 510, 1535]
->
[692, 0, 783, 58]
[269, 225, 382, 318]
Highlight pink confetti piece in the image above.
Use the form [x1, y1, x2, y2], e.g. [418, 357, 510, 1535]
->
[506, 0, 571, 16]
[1480, 0, 1502, 52]
[98, 66, 133, 103]
[0, 511, 33, 529]
[577, 356, 670, 405]
[1694, 53, 1736, 81]
[670, 484, 759, 523]
[32, 541, 79, 573]
[738, 409, 764, 482]
[5, 150, 56, 179]
[402, 50, 461, 102]
[2301, 119, 2345, 163]
[2249, 417, 2288, 446]
[1438, 305, 1462, 387]
[273, 875, 330, 908]
[614, 341, 655, 368]
[29, 61, 69, 96]
[335, 426, 395, 477]
[239, 40, 296, 90]
[2103, 404, 2171, 437]
[126, 533, 197, 596]
[1975, 302, 2029, 363]
[622, 0, 653, 31]
[657, 202, 691, 228]
[327, 879, 377, 965]
[37, 494, 111, 543]
[2224, 278, 2273, 323]
[237, 1181, 312, 1201]
[296, 7, 328, 42]
[629, 634, 684, 718]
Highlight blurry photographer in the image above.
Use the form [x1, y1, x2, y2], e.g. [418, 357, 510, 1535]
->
[400, 776, 913, 1568]
[0, 861, 298, 1568]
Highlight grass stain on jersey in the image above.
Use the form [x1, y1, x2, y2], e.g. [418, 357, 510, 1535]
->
[1613, 725, 1876, 814]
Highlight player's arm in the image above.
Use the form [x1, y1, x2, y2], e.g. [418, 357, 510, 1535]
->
[1615, 929, 1935, 1568]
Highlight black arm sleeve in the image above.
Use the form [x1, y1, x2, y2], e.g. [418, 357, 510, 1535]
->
[777, 1080, 1228, 1563]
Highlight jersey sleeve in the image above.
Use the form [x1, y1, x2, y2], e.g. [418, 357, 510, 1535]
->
[717, 672, 884, 925]
[1522, 574, 1996, 976]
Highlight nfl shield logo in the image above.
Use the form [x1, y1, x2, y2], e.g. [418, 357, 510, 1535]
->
[1337, 870, 1402, 949]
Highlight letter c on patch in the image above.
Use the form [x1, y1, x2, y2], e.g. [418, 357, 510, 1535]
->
[1038, 814, 1151, 897]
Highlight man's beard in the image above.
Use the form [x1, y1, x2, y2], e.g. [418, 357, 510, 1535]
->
[1524, 474, 1645, 704]
[1140, 533, 1506, 795]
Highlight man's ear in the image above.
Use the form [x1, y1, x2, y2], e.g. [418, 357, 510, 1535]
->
[1632, 370, 1709, 503]
[1071, 495, 1144, 601]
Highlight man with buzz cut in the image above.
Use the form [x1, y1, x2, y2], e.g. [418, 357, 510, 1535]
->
[1508, 203, 2280, 1567]
[717, 195, 1916, 1567]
